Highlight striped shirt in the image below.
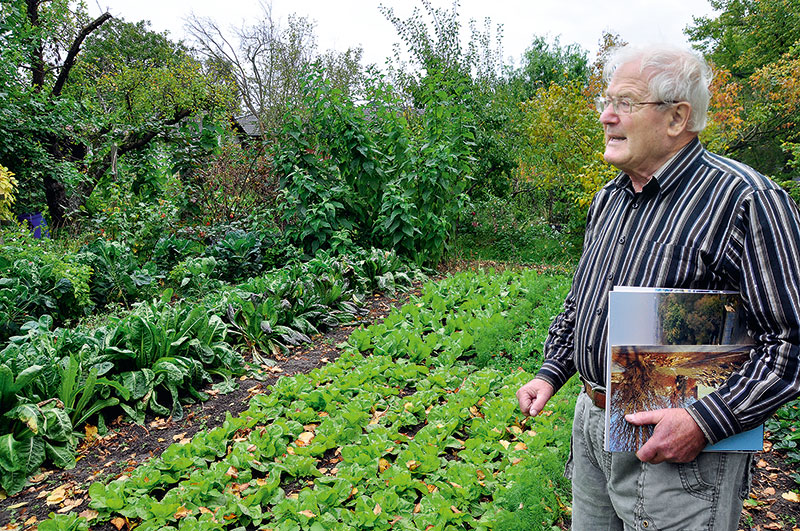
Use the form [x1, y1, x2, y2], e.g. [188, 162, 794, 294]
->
[537, 137, 800, 444]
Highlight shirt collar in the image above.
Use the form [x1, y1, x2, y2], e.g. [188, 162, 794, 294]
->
[611, 137, 704, 195]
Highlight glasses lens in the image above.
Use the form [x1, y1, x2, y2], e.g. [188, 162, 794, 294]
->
[595, 97, 608, 113]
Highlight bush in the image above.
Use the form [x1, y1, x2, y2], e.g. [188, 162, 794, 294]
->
[77, 238, 157, 307]
[0, 227, 94, 333]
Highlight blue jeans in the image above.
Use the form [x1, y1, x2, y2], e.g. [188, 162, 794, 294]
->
[566, 392, 753, 531]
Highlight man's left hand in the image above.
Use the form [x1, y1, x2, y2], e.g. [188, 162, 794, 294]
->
[625, 408, 706, 464]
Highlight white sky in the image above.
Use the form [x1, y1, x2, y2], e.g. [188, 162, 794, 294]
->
[87, 1, 718, 69]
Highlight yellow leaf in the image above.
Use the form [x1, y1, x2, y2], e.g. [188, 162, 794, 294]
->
[84, 425, 98, 444]
[298, 510, 316, 518]
[406, 460, 419, 471]
[175, 506, 191, 519]
[514, 442, 528, 451]
[46, 485, 68, 505]
[378, 458, 391, 473]
[110, 517, 126, 530]
[295, 431, 315, 447]
[498, 440, 510, 450]
[782, 491, 800, 502]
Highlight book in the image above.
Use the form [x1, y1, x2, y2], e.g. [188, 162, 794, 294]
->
[605, 287, 763, 452]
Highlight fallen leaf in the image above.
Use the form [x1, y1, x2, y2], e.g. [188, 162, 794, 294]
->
[450, 505, 462, 514]
[23, 517, 37, 527]
[46, 485, 68, 505]
[28, 472, 51, 484]
[406, 460, 419, 471]
[782, 491, 800, 503]
[295, 431, 315, 446]
[57, 498, 84, 513]
[498, 440, 510, 450]
[514, 442, 528, 451]
[225, 466, 239, 479]
[175, 506, 191, 519]
[764, 487, 776, 496]
[757, 459, 770, 468]
[110, 517, 126, 530]
[378, 458, 391, 473]
[373, 504, 382, 515]
[298, 510, 316, 518]
[78, 509, 98, 521]
[84, 424, 98, 444]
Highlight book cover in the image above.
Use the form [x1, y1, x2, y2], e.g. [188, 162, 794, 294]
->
[605, 288, 763, 452]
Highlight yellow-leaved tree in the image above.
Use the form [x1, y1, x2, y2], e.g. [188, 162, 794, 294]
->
[0, 163, 17, 222]
[516, 82, 616, 226]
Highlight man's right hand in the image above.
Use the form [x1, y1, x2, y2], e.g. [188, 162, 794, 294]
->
[516, 378, 555, 417]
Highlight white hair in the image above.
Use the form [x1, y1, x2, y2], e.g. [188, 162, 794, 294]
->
[603, 44, 713, 132]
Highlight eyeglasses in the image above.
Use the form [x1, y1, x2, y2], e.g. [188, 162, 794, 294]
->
[594, 96, 678, 115]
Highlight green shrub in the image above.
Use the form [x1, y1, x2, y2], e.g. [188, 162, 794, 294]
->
[0, 228, 94, 329]
[77, 238, 157, 307]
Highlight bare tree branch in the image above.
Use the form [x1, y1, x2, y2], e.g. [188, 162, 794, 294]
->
[52, 12, 113, 97]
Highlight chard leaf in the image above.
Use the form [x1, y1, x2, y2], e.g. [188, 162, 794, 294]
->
[45, 441, 76, 469]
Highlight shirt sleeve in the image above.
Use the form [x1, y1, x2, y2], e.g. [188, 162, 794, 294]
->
[535, 192, 608, 392]
[536, 290, 579, 391]
[688, 188, 800, 444]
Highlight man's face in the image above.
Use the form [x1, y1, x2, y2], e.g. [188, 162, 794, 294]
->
[600, 61, 674, 181]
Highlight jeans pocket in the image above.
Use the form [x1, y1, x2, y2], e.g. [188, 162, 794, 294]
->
[677, 452, 723, 502]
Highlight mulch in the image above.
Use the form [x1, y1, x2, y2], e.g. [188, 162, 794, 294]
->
[0, 272, 798, 530]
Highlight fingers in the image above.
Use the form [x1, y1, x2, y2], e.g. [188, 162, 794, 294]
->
[516, 378, 554, 417]
[625, 409, 664, 426]
[625, 408, 706, 463]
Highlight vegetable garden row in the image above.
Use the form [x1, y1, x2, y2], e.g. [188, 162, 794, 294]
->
[34, 269, 578, 530]
[0, 245, 418, 496]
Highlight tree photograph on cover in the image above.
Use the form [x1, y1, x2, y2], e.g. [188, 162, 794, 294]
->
[606, 290, 757, 452]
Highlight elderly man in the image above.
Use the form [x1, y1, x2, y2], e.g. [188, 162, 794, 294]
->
[517, 44, 800, 530]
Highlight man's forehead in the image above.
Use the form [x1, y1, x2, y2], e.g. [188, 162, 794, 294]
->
[607, 62, 649, 95]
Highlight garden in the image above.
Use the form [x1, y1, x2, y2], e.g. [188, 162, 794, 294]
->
[2, 0, 800, 529]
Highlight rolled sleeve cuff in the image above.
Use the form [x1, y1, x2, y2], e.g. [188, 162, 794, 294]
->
[686, 391, 741, 445]
[535, 359, 574, 394]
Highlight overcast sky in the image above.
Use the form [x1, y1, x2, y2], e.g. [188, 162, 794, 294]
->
[87, 0, 718, 68]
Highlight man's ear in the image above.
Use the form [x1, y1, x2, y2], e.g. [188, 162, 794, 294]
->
[667, 102, 692, 136]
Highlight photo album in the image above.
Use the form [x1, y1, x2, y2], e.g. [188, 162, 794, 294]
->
[605, 287, 763, 452]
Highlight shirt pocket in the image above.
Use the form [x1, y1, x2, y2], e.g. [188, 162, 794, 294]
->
[626, 239, 707, 288]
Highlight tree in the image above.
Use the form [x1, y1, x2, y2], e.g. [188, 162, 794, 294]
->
[507, 36, 590, 101]
[688, 0, 800, 178]
[516, 82, 613, 227]
[0, 1, 229, 227]
[186, 2, 364, 138]
[687, 0, 800, 79]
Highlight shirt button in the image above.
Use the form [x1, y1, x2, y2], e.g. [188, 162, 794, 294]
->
[606, 273, 613, 281]
[595, 308, 603, 315]
[618, 236, 626, 245]
[632, 202, 640, 209]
